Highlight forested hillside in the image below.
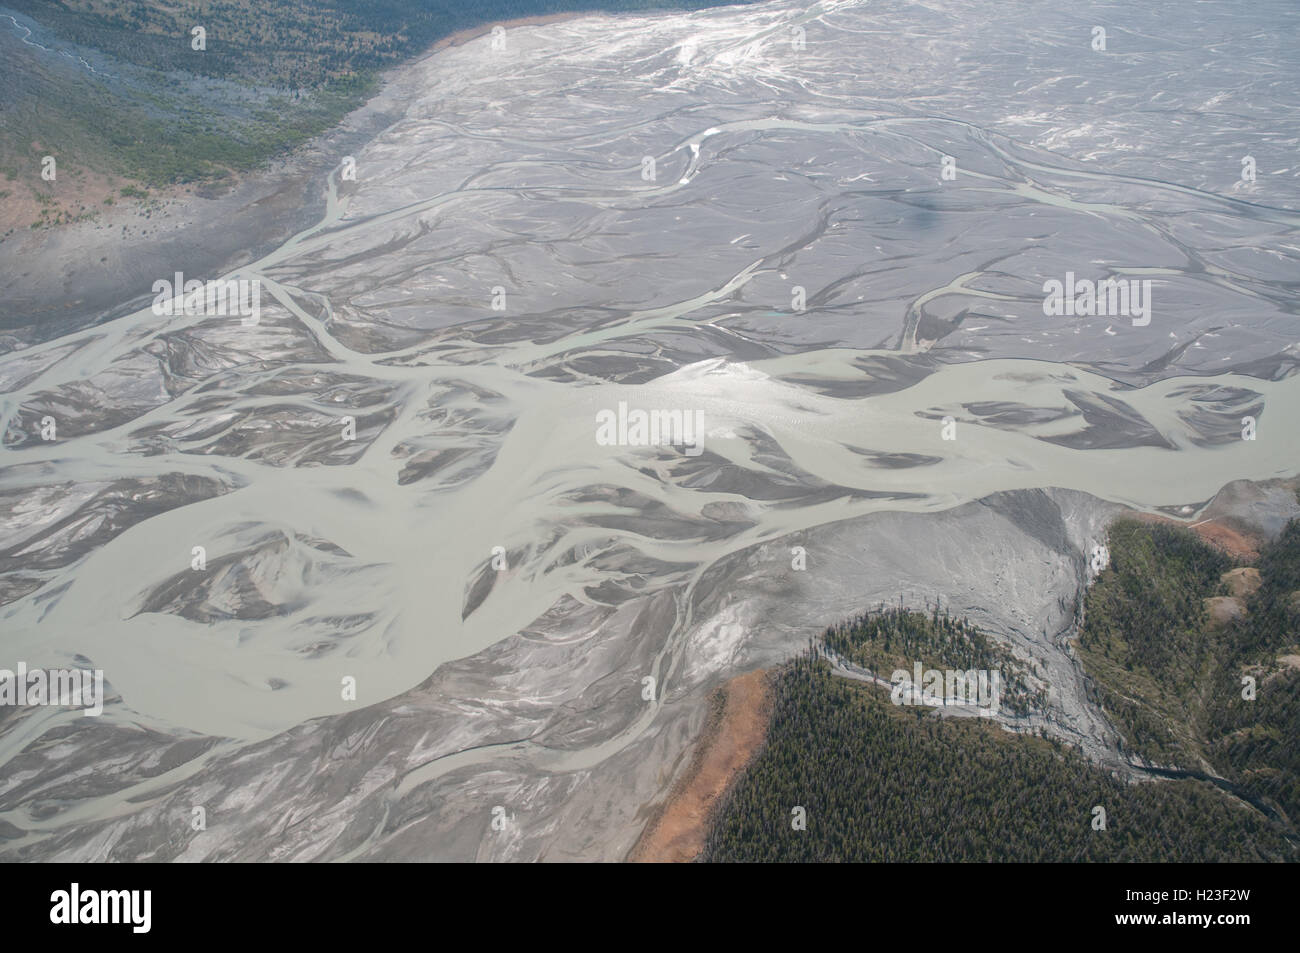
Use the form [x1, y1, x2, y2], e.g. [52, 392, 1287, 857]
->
[702, 651, 1295, 862]
[1079, 517, 1300, 825]
[703, 519, 1300, 862]
[824, 604, 1047, 715]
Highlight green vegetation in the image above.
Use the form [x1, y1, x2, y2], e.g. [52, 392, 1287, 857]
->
[11, 1, 752, 88]
[1, 40, 379, 206]
[2, 0, 755, 225]
[824, 605, 1046, 715]
[703, 651, 1294, 861]
[1076, 519, 1233, 765]
[703, 517, 1300, 862]
[1078, 518, 1300, 823]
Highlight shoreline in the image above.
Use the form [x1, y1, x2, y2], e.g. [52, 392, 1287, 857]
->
[1122, 476, 1300, 562]
[429, 11, 600, 52]
[0, 9, 596, 346]
[628, 477, 1300, 864]
[628, 668, 772, 863]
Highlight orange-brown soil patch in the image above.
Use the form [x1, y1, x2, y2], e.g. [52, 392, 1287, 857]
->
[1128, 512, 1262, 562]
[628, 669, 772, 863]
